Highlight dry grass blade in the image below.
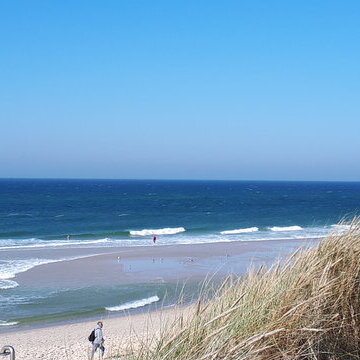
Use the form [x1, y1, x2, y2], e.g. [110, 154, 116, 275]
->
[203, 303, 243, 327]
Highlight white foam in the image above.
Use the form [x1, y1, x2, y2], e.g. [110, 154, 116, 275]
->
[220, 227, 259, 235]
[6, 213, 32, 217]
[0, 280, 19, 290]
[269, 226, 303, 232]
[331, 224, 351, 234]
[0, 320, 18, 326]
[0, 259, 65, 281]
[130, 227, 186, 236]
[331, 224, 351, 230]
[0, 238, 109, 250]
[0, 256, 90, 284]
[105, 295, 160, 312]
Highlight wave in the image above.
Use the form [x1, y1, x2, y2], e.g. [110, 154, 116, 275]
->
[105, 295, 160, 312]
[331, 224, 352, 234]
[43, 230, 130, 241]
[0, 280, 19, 290]
[0, 256, 91, 284]
[0, 225, 332, 251]
[0, 320, 18, 326]
[220, 227, 259, 235]
[6, 213, 32, 218]
[130, 227, 186, 236]
[331, 224, 351, 230]
[268, 226, 303, 232]
[0, 259, 66, 281]
[0, 238, 109, 250]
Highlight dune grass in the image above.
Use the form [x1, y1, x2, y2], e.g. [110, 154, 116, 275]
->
[122, 220, 360, 360]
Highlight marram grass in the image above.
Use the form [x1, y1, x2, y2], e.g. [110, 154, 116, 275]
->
[122, 219, 360, 360]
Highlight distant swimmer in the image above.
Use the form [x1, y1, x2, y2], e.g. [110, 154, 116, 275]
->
[153, 236, 157, 244]
[67, 235, 71, 240]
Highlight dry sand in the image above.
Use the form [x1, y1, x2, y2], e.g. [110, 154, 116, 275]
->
[1, 305, 187, 359]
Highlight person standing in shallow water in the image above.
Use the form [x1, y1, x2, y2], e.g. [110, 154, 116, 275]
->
[153, 236, 157, 244]
[90, 321, 105, 359]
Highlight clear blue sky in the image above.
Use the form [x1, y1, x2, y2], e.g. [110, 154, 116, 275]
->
[1, 1, 359, 180]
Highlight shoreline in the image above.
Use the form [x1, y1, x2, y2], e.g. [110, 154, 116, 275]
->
[14, 237, 320, 286]
[0, 237, 320, 334]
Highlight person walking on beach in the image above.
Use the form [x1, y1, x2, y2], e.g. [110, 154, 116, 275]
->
[89, 321, 105, 359]
[153, 236, 157, 244]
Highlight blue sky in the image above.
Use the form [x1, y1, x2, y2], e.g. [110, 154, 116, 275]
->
[1, 1, 359, 180]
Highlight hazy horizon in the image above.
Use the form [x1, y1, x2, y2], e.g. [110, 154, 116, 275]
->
[1, 177, 360, 183]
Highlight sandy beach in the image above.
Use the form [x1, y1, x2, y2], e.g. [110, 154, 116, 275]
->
[0, 305, 187, 359]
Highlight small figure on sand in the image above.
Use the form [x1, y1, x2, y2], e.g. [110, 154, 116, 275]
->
[89, 321, 105, 359]
[153, 236, 157, 244]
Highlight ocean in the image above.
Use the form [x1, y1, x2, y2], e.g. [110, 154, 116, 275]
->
[0, 179, 359, 328]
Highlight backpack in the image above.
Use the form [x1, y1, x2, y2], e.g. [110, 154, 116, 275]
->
[88, 329, 96, 342]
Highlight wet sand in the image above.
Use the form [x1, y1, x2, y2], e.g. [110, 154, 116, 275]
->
[14, 239, 316, 288]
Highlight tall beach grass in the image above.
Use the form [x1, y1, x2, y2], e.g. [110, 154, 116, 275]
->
[122, 219, 360, 360]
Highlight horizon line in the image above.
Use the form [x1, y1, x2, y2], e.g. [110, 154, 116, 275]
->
[0, 177, 359, 183]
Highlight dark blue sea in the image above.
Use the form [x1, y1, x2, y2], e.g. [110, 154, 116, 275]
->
[0, 179, 359, 328]
[1, 179, 359, 244]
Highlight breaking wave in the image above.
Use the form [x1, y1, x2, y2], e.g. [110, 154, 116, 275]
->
[220, 227, 259, 235]
[105, 295, 160, 312]
[331, 224, 352, 235]
[130, 227, 186, 236]
[0, 238, 109, 250]
[0, 320, 18, 326]
[0, 256, 91, 290]
[0, 280, 19, 290]
[269, 226, 303, 232]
